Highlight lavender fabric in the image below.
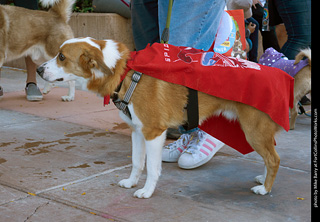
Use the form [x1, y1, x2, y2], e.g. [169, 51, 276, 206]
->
[259, 47, 309, 77]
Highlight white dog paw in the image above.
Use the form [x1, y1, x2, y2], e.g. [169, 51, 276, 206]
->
[42, 89, 50, 94]
[118, 179, 137, 189]
[42, 87, 51, 94]
[251, 185, 269, 195]
[254, 175, 265, 184]
[61, 96, 74, 102]
[133, 188, 154, 199]
[43, 83, 53, 94]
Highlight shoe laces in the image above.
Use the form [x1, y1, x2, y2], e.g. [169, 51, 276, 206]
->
[164, 133, 190, 151]
[185, 130, 205, 154]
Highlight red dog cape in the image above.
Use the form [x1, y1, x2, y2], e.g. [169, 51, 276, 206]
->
[107, 43, 294, 154]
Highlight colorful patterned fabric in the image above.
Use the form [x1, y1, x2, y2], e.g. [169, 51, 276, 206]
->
[259, 47, 309, 77]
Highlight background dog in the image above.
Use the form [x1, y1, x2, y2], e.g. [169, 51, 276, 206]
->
[259, 48, 311, 129]
[289, 49, 311, 129]
[0, 0, 76, 101]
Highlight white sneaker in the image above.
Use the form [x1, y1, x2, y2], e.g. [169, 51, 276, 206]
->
[178, 129, 224, 169]
[162, 133, 190, 162]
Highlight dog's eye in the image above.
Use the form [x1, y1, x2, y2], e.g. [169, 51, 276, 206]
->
[58, 53, 66, 61]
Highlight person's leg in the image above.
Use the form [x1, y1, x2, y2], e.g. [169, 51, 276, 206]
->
[261, 26, 280, 51]
[25, 56, 43, 101]
[276, 0, 311, 104]
[0, 0, 8, 99]
[247, 17, 259, 62]
[12, 0, 39, 85]
[275, 0, 311, 59]
[0, 77, 3, 99]
[25, 56, 37, 84]
[252, 4, 280, 52]
[131, 0, 182, 137]
[12, 0, 42, 100]
[159, 0, 226, 168]
[131, 0, 159, 50]
[159, 0, 226, 51]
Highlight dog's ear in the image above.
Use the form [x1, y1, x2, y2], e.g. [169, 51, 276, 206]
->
[80, 52, 94, 71]
[95, 56, 113, 75]
[80, 51, 113, 76]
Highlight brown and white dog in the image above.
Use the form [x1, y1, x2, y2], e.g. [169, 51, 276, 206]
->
[0, 0, 76, 101]
[37, 37, 282, 198]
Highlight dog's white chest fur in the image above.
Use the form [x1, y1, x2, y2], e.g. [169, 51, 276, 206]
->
[119, 104, 143, 130]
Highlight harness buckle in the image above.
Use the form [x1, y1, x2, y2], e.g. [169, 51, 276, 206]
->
[132, 71, 142, 83]
[112, 71, 143, 119]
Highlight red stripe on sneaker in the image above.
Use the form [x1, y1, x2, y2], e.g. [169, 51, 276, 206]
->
[200, 148, 209, 156]
[177, 147, 183, 153]
[203, 144, 213, 152]
[205, 138, 216, 147]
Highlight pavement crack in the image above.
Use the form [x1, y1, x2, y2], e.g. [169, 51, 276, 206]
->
[24, 201, 49, 222]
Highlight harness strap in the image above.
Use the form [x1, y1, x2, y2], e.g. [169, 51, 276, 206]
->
[182, 88, 199, 131]
[112, 71, 143, 119]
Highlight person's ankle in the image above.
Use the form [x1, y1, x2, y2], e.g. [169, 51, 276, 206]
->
[0, 86, 4, 98]
[26, 82, 37, 87]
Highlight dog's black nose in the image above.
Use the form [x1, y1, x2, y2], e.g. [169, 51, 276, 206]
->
[36, 66, 45, 77]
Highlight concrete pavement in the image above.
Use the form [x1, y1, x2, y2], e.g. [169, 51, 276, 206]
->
[0, 67, 312, 221]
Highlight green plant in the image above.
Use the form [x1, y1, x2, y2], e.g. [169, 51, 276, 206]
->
[73, 0, 94, 13]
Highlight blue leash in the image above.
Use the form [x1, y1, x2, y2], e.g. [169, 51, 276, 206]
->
[298, 101, 311, 117]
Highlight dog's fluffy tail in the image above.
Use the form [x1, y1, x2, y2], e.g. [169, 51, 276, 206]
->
[294, 48, 311, 67]
[40, 0, 75, 23]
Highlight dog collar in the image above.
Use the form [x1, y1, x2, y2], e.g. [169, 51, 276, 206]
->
[111, 71, 143, 119]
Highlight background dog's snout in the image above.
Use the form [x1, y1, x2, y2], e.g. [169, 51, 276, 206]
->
[36, 66, 45, 77]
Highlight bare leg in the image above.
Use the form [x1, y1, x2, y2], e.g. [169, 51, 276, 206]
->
[0, 52, 4, 98]
[0, 68, 3, 99]
[25, 56, 37, 84]
[25, 56, 43, 101]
